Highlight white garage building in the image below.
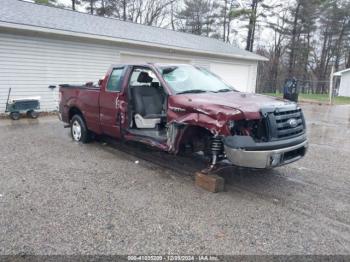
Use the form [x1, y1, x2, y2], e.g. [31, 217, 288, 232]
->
[334, 68, 350, 97]
[0, 0, 267, 111]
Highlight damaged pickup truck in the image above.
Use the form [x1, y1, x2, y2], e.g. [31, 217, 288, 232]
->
[59, 64, 308, 169]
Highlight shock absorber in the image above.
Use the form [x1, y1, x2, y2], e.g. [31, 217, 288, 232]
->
[210, 137, 223, 167]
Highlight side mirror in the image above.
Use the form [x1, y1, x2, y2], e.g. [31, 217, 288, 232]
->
[98, 79, 103, 86]
[48, 85, 56, 89]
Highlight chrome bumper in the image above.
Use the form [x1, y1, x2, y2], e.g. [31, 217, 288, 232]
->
[224, 140, 308, 169]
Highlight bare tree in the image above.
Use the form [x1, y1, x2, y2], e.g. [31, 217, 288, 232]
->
[268, 9, 289, 92]
[218, 0, 241, 42]
[346, 46, 350, 68]
[71, 0, 78, 10]
[32, 0, 350, 95]
[245, 0, 260, 51]
[240, 0, 275, 51]
[310, 0, 350, 93]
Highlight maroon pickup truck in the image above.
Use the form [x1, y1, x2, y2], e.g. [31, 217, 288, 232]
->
[59, 64, 308, 169]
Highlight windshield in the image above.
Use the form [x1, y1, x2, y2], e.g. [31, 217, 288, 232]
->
[158, 65, 236, 94]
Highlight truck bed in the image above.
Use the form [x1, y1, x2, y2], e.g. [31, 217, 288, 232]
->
[59, 84, 101, 131]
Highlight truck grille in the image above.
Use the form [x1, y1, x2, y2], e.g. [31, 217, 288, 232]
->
[274, 108, 304, 139]
[263, 107, 306, 141]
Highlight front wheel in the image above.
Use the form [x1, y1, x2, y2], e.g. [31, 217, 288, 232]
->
[10, 112, 20, 120]
[70, 115, 90, 143]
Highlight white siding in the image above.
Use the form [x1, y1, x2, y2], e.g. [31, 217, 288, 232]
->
[338, 72, 350, 97]
[0, 31, 259, 112]
[0, 33, 117, 111]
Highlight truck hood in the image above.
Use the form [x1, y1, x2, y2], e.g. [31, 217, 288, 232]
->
[173, 92, 295, 120]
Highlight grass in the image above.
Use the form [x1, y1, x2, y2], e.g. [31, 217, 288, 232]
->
[262, 92, 350, 105]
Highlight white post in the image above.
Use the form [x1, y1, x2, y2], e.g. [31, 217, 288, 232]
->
[329, 65, 334, 105]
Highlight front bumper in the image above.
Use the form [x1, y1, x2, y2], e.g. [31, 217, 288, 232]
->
[224, 135, 308, 169]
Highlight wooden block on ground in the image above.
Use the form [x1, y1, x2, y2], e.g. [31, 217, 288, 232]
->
[195, 172, 225, 193]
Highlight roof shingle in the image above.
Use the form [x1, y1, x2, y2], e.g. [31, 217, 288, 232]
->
[0, 0, 267, 61]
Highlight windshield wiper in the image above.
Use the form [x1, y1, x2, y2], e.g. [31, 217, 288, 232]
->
[216, 89, 232, 93]
[176, 89, 208, 95]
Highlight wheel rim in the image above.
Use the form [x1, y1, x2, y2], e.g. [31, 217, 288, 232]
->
[31, 111, 38, 118]
[72, 120, 82, 141]
[11, 113, 20, 120]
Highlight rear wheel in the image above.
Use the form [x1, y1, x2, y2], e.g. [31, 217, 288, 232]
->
[10, 112, 20, 120]
[71, 114, 90, 143]
[27, 110, 39, 119]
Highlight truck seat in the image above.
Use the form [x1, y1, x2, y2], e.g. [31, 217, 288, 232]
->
[131, 72, 165, 128]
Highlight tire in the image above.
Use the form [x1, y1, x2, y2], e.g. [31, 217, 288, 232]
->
[27, 110, 39, 119]
[10, 112, 20, 120]
[70, 114, 90, 143]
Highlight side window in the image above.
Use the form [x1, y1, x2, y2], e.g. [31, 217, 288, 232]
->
[107, 68, 124, 92]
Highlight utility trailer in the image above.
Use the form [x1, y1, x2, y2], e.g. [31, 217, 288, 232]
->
[5, 88, 40, 120]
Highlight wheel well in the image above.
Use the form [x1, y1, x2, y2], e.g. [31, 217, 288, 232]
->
[69, 107, 83, 122]
[178, 125, 213, 154]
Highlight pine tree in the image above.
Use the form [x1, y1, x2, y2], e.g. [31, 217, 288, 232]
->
[177, 0, 219, 36]
[34, 0, 57, 6]
[81, 0, 99, 15]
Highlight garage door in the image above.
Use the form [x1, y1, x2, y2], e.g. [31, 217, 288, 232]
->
[210, 63, 252, 93]
[120, 53, 190, 64]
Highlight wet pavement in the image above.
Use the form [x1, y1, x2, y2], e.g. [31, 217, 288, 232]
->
[0, 103, 349, 255]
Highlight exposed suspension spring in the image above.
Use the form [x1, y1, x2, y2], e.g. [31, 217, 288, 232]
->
[210, 137, 223, 167]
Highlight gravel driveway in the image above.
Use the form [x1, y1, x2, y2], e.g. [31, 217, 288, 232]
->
[0, 104, 349, 255]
